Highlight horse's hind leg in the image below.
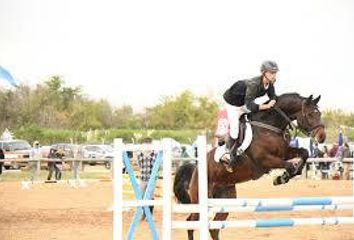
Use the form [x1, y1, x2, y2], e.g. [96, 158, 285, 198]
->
[209, 185, 236, 240]
[209, 212, 229, 240]
[187, 213, 199, 240]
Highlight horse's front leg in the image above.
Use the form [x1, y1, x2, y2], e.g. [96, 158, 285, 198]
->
[287, 147, 309, 175]
[274, 147, 309, 185]
[187, 171, 214, 240]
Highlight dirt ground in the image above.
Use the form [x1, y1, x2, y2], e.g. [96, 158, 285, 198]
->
[0, 176, 353, 240]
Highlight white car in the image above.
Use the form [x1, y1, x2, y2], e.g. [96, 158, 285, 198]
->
[82, 144, 114, 169]
[0, 139, 31, 169]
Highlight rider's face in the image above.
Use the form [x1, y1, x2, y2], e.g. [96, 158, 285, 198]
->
[264, 71, 277, 84]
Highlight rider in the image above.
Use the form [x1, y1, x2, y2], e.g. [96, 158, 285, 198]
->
[223, 60, 279, 169]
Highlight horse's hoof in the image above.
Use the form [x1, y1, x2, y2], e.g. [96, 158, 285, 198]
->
[273, 176, 283, 185]
[273, 175, 289, 185]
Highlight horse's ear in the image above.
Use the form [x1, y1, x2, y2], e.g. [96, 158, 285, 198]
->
[305, 95, 313, 104]
[313, 95, 321, 105]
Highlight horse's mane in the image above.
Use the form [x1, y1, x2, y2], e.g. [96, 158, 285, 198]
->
[277, 92, 303, 101]
[264, 92, 303, 104]
[249, 92, 305, 124]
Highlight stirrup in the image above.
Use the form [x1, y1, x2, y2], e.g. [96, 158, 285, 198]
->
[219, 153, 234, 173]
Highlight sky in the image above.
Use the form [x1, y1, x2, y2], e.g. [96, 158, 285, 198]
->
[0, 0, 353, 112]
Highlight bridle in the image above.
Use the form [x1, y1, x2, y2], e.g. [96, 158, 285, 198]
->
[296, 100, 325, 135]
[274, 100, 324, 136]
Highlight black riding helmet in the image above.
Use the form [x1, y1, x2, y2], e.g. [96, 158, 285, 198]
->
[261, 60, 279, 73]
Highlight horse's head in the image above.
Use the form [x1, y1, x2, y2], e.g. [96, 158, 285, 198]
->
[295, 95, 326, 143]
[251, 93, 326, 143]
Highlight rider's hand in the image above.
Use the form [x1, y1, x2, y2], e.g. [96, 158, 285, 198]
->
[268, 100, 276, 108]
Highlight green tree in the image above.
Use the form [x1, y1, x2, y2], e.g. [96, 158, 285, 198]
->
[146, 90, 218, 130]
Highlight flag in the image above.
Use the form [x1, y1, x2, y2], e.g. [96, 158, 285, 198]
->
[0, 65, 18, 87]
[338, 131, 344, 146]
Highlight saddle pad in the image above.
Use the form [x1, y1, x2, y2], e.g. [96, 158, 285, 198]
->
[214, 122, 253, 162]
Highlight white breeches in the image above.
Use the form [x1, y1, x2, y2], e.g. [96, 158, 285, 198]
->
[225, 103, 249, 139]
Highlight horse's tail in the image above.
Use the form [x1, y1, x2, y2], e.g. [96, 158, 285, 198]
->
[173, 162, 196, 204]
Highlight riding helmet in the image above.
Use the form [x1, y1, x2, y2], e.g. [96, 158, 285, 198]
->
[261, 60, 279, 73]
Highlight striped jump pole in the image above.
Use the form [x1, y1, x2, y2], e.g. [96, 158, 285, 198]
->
[172, 217, 354, 229]
[207, 196, 354, 207]
[173, 203, 354, 214]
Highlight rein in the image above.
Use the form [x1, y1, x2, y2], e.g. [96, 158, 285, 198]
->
[274, 107, 297, 130]
[249, 107, 296, 135]
[250, 121, 283, 134]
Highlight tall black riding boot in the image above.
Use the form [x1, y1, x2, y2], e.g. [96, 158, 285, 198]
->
[227, 137, 244, 169]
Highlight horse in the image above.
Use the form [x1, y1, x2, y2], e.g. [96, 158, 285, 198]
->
[173, 93, 326, 240]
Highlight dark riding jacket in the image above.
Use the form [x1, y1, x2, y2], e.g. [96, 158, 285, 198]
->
[223, 76, 277, 112]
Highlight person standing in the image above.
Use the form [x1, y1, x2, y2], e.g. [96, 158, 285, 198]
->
[29, 141, 41, 182]
[47, 148, 56, 180]
[55, 148, 64, 180]
[72, 147, 82, 180]
[137, 137, 158, 221]
[47, 148, 64, 181]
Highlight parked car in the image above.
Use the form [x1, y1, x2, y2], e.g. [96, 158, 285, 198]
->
[82, 144, 114, 169]
[0, 139, 31, 169]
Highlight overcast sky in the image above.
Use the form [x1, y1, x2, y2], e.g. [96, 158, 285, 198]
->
[0, 0, 353, 112]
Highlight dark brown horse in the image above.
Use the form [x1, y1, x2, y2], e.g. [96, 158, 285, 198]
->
[173, 93, 326, 240]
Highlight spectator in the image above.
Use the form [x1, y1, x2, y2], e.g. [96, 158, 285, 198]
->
[342, 142, 351, 158]
[73, 147, 82, 180]
[322, 145, 329, 157]
[137, 137, 158, 221]
[56, 148, 65, 179]
[334, 142, 351, 161]
[0, 148, 4, 175]
[312, 142, 322, 158]
[318, 145, 330, 173]
[335, 145, 344, 160]
[47, 148, 64, 181]
[328, 143, 339, 158]
[29, 141, 41, 182]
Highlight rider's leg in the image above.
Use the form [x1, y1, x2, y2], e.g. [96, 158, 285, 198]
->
[225, 104, 247, 167]
[225, 103, 241, 142]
